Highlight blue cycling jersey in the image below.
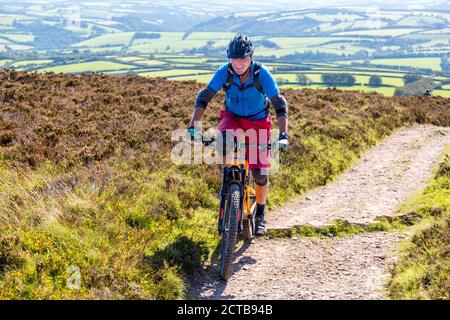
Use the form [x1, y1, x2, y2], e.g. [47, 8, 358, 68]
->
[207, 61, 280, 120]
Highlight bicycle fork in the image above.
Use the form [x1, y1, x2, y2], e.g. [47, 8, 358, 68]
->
[218, 166, 246, 235]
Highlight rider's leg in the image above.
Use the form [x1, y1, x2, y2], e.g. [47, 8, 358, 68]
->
[217, 111, 240, 167]
[254, 168, 269, 205]
[242, 115, 271, 237]
[253, 168, 269, 236]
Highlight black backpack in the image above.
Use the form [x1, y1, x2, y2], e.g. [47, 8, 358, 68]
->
[221, 62, 269, 119]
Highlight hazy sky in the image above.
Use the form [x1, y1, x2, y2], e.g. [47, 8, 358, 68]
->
[1, 0, 448, 7]
[1, 0, 449, 14]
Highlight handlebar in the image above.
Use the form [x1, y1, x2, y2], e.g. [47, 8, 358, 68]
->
[190, 130, 286, 152]
[195, 135, 273, 152]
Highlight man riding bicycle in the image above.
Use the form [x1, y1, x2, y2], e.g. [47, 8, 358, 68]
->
[188, 33, 289, 237]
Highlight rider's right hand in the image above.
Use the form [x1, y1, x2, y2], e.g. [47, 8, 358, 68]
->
[188, 127, 202, 141]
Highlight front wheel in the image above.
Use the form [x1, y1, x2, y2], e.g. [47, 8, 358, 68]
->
[220, 183, 241, 281]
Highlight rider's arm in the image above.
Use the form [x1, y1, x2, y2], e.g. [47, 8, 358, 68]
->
[189, 64, 228, 128]
[277, 114, 288, 135]
[188, 108, 205, 128]
[189, 87, 215, 127]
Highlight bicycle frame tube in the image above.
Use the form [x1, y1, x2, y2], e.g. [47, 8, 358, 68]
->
[243, 158, 256, 217]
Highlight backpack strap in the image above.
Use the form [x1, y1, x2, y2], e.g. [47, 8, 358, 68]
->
[250, 62, 269, 118]
[222, 63, 234, 92]
[252, 62, 264, 95]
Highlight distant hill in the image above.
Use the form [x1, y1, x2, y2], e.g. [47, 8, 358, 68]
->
[189, 8, 449, 36]
[191, 12, 322, 35]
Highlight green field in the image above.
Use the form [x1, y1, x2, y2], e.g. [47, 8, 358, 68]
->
[304, 12, 363, 22]
[370, 57, 444, 71]
[350, 20, 389, 30]
[10, 60, 54, 68]
[0, 59, 12, 66]
[85, 46, 124, 53]
[132, 59, 168, 66]
[419, 28, 450, 34]
[280, 84, 397, 96]
[184, 32, 236, 40]
[4, 44, 33, 51]
[273, 72, 404, 87]
[73, 32, 135, 48]
[0, 15, 33, 26]
[335, 28, 423, 36]
[432, 90, 450, 98]
[139, 69, 212, 78]
[171, 74, 215, 83]
[113, 56, 146, 62]
[267, 37, 348, 47]
[412, 38, 450, 48]
[165, 57, 211, 64]
[37, 61, 137, 73]
[257, 47, 365, 57]
[257, 36, 375, 56]
[395, 15, 446, 27]
[128, 39, 211, 54]
[1, 34, 35, 42]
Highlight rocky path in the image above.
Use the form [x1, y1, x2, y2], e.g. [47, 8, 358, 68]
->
[189, 124, 450, 300]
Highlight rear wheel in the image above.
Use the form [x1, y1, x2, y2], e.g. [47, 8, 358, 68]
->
[243, 209, 256, 241]
[220, 183, 241, 281]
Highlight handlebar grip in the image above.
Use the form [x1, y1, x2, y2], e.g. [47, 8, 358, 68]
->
[202, 136, 215, 146]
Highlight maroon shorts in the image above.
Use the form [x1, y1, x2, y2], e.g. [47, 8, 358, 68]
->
[218, 110, 272, 170]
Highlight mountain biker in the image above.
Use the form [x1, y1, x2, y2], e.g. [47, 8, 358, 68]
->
[188, 33, 289, 237]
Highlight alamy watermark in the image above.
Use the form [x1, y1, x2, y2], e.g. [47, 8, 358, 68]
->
[66, 265, 81, 290]
[171, 122, 282, 175]
[365, 6, 384, 30]
[63, 5, 81, 28]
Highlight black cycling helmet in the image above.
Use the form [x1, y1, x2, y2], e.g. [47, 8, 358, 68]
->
[227, 33, 254, 59]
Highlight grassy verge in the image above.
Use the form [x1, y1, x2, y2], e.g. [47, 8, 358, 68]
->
[0, 160, 218, 299]
[386, 144, 450, 300]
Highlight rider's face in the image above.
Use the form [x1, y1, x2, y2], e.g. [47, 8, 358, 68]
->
[230, 56, 252, 76]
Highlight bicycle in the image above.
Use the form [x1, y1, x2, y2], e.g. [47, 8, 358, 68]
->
[199, 134, 268, 281]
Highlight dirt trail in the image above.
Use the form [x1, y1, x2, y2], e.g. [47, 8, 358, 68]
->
[268, 124, 450, 228]
[189, 124, 450, 300]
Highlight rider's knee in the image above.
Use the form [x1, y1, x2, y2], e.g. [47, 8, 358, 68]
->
[253, 168, 268, 186]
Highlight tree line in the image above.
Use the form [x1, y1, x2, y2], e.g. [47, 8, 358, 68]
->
[276, 73, 385, 87]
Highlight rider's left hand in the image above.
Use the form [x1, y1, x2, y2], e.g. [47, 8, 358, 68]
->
[278, 132, 289, 152]
[188, 127, 202, 141]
